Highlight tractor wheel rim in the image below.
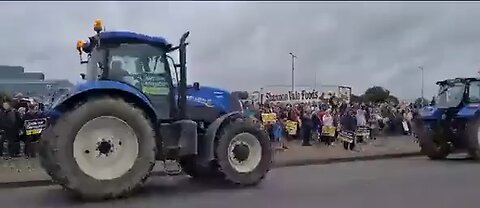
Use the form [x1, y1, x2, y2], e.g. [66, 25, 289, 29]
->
[73, 116, 139, 180]
[227, 132, 262, 173]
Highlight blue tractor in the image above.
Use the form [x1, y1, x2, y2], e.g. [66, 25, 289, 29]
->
[38, 19, 273, 200]
[416, 77, 480, 160]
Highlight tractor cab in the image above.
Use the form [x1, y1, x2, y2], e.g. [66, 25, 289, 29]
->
[82, 37, 171, 90]
[420, 77, 480, 120]
[74, 19, 242, 124]
[435, 78, 480, 108]
[76, 19, 189, 121]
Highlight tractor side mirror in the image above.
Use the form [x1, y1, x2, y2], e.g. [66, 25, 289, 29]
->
[193, 82, 200, 90]
[80, 73, 86, 80]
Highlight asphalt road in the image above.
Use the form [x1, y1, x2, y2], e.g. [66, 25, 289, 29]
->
[0, 156, 479, 208]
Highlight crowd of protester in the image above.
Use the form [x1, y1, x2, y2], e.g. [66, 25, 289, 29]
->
[242, 93, 421, 150]
[1, 90, 421, 159]
[0, 98, 43, 159]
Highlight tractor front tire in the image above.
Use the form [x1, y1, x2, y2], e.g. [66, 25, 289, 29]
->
[213, 120, 273, 186]
[39, 97, 156, 200]
[416, 124, 450, 160]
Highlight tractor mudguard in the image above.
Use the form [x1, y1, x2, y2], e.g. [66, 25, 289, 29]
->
[47, 80, 158, 121]
[197, 111, 244, 166]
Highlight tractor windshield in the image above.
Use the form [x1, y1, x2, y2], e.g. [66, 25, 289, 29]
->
[468, 81, 480, 103]
[86, 43, 172, 95]
[436, 82, 465, 108]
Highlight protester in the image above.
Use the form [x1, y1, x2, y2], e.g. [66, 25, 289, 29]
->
[272, 119, 287, 150]
[311, 109, 322, 143]
[402, 109, 413, 135]
[321, 109, 335, 146]
[340, 109, 357, 132]
[286, 105, 299, 141]
[23, 103, 42, 158]
[0, 100, 22, 158]
[356, 105, 367, 127]
[301, 109, 313, 146]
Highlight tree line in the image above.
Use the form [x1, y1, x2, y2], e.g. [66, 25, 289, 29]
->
[351, 86, 431, 106]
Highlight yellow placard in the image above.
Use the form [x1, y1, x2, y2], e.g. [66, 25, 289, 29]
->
[321, 126, 336, 137]
[25, 129, 42, 136]
[285, 120, 298, 135]
[355, 130, 369, 137]
[337, 131, 354, 143]
[261, 113, 277, 124]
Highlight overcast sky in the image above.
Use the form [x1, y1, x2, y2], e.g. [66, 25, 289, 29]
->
[1, 1, 480, 100]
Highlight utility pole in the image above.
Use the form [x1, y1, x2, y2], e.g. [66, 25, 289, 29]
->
[418, 66, 424, 106]
[289, 52, 297, 92]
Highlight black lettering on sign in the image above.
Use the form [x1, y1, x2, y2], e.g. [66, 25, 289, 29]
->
[266, 92, 289, 101]
[264, 89, 326, 101]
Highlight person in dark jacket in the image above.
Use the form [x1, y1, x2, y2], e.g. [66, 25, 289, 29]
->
[287, 106, 299, 140]
[0, 101, 22, 158]
[301, 110, 313, 146]
[311, 110, 322, 142]
[340, 109, 357, 132]
[23, 103, 42, 158]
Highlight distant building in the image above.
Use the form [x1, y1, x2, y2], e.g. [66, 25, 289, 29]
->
[0, 65, 73, 101]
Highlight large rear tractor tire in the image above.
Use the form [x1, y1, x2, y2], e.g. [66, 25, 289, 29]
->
[465, 117, 480, 160]
[212, 120, 273, 186]
[416, 121, 450, 160]
[39, 97, 156, 200]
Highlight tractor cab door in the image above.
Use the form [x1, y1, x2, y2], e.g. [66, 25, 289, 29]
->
[109, 53, 175, 120]
[467, 81, 480, 104]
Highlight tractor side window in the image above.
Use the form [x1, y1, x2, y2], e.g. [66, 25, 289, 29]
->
[469, 81, 480, 103]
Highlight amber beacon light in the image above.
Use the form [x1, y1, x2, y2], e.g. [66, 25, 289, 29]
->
[93, 19, 103, 33]
[76, 40, 84, 52]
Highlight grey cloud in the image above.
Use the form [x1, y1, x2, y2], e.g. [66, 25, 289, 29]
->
[2, 2, 480, 100]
